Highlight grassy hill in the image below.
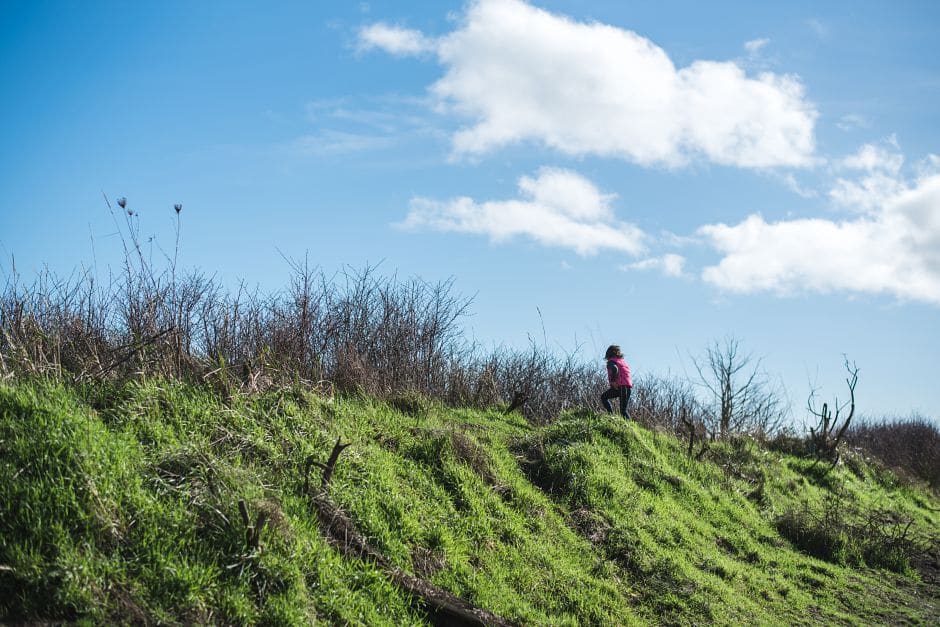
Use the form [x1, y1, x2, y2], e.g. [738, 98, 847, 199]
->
[2, 379, 938, 625]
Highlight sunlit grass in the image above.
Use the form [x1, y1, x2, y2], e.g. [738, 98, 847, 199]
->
[1, 379, 937, 624]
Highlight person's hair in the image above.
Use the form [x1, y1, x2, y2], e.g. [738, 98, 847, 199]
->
[605, 345, 623, 359]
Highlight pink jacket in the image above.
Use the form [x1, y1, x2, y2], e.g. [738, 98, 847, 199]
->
[607, 357, 632, 388]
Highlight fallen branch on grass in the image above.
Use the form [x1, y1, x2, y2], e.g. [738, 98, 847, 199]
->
[308, 438, 514, 627]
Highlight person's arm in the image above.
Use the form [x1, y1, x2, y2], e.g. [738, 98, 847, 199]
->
[607, 361, 619, 387]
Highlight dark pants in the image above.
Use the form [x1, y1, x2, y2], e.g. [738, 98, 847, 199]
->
[601, 386, 632, 418]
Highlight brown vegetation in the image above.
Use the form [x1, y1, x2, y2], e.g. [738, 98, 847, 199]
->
[845, 415, 940, 490]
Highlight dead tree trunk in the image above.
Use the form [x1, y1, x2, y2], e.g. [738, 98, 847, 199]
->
[809, 357, 859, 469]
[681, 411, 695, 458]
[681, 409, 711, 461]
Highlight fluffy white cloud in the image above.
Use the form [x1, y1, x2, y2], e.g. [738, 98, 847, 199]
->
[361, 0, 817, 168]
[699, 165, 940, 304]
[357, 23, 435, 56]
[400, 167, 646, 256]
[624, 254, 686, 277]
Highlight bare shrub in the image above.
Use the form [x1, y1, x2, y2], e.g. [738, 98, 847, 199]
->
[777, 487, 928, 572]
[690, 337, 788, 440]
[845, 415, 940, 489]
[628, 374, 712, 457]
[765, 428, 809, 457]
[807, 358, 858, 468]
[631, 374, 707, 432]
[464, 343, 605, 424]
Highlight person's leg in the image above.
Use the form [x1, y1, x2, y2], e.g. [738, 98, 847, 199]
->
[620, 386, 632, 419]
[601, 387, 619, 413]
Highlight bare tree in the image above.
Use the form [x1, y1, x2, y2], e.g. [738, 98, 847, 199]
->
[808, 357, 859, 468]
[691, 337, 787, 440]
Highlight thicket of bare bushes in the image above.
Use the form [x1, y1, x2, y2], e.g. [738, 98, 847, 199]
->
[0, 203, 616, 422]
[0, 202, 791, 433]
[0, 248, 774, 434]
[0, 258, 515, 414]
[845, 416, 940, 490]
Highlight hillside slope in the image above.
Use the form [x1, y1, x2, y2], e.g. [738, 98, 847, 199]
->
[1, 381, 938, 625]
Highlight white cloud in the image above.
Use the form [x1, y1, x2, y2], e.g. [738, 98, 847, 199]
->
[830, 141, 905, 212]
[361, 0, 818, 168]
[744, 38, 770, 54]
[838, 140, 903, 174]
[357, 23, 435, 56]
[399, 167, 646, 256]
[624, 254, 686, 277]
[698, 166, 940, 304]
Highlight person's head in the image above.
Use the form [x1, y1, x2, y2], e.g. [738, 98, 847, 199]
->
[605, 345, 623, 359]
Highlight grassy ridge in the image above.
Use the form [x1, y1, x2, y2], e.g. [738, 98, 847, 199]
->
[1, 380, 937, 625]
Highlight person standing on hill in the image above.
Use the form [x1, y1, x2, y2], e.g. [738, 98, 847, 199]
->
[601, 345, 633, 419]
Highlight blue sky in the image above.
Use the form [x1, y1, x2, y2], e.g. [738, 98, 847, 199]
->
[2, 0, 939, 421]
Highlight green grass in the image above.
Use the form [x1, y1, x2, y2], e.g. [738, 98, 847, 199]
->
[1, 379, 937, 625]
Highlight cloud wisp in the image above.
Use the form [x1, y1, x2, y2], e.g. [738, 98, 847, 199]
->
[699, 146, 940, 304]
[744, 38, 770, 55]
[400, 167, 646, 257]
[623, 254, 687, 278]
[360, 0, 818, 169]
[828, 139, 906, 211]
[836, 113, 871, 132]
[357, 23, 435, 56]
